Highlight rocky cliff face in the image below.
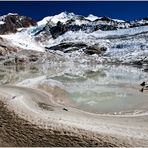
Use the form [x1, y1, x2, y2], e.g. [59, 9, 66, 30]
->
[0, 13, 37, 34]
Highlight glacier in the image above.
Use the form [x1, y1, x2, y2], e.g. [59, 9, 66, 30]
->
[0, 12, 148, 66]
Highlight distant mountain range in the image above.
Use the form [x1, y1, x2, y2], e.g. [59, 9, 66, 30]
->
[0, 12, 148, 66]
[0, 12, 148, 35]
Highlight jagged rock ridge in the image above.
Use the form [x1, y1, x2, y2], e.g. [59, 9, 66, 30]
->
[0, 13, 37, 34]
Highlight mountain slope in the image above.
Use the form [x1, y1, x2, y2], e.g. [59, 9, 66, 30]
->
[0, 13, 37, 34]
[0, 12, 148, 66]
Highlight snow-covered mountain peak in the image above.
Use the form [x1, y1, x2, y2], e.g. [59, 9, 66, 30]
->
[38, 11, 77, 26]
[7, 13, 18, 16]
[85, 14, 99, 21]
[55, 11, 75, 18]
[50, 11, 76, 23]
[112, 19, 125, 23]
[0, 13, 18, 18]
[0, 13, 18, 25]
[0, 13, 37, 34]
[0, 13, 20, 22]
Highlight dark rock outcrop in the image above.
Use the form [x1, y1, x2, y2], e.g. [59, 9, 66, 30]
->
[45, 42, 87, 52]
[84, 46, 107, 55]
[45, 42, 86, 51]
[47, 20, 119, 39]
[49, 21, 68, 39]
[45, 42, 107, 55]
[0, 37, 18, 56]
[0, 13, 37, 34]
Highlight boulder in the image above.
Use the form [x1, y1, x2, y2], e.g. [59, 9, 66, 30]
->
[45, 42, 87, 52]
[84, 44, 107, 55]
[45, 42, 107, 55]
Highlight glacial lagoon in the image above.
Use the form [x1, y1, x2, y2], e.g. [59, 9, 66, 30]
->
[0, 63, 148, 115]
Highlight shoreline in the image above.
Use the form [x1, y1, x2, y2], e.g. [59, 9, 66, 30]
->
[0, 82, 148, 146]
[0, 101, 131, 147]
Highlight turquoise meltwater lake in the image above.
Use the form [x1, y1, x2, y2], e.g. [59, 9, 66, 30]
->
[0, 63, 148, 115]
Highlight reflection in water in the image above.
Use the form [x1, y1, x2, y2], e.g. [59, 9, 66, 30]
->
[84, 70, 106, 79]
[0, 65, 44, 84]
[50, 64, 148, 114]
[0, 63, 148, 114]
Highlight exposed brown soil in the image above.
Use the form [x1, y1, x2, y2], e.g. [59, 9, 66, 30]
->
[0, 100, 131, 147]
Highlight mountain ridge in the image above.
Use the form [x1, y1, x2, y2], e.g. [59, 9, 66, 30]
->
[0, 13, 37, 34]
[0, 12, 148, 67]
[0, 12, 148, 35]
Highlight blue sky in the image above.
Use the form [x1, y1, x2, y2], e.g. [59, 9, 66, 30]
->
[0, 1, 148, 21]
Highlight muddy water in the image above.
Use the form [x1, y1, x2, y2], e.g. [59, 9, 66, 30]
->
[0, 63, 148, 115]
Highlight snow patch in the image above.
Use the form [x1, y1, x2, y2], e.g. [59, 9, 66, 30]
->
[37, 16, 52, 26]
[0, 21, 5, 25]
[7, 13, 18, 16]
[92, 26, 148, 38]
[112, 19, 125, 23]
[38, 12, 76, 26]
[0, 27, 45, 52]
[85, 14, 99, 21]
